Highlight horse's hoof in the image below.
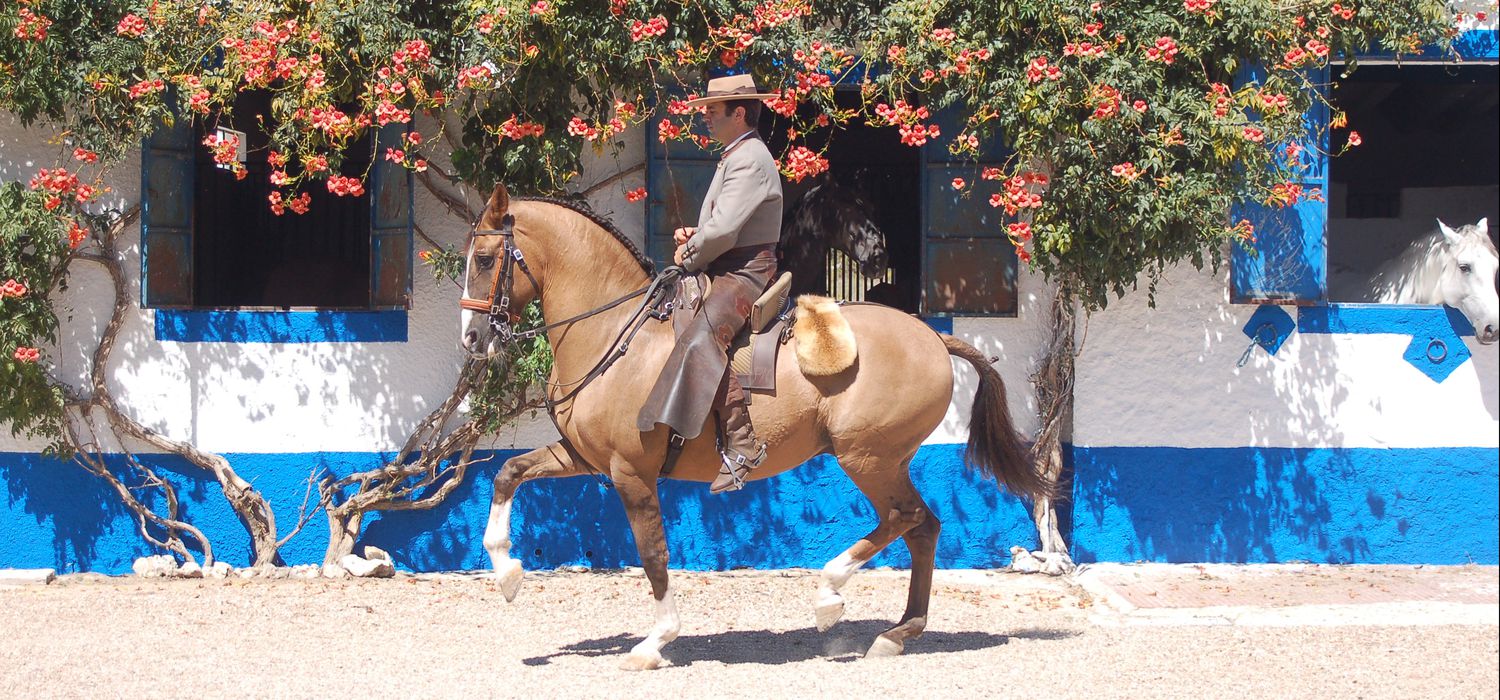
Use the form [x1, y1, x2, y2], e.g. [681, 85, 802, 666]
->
[493, 559, 523, 602]
[815, 596, 845, 632]
[864, 634, 905, 658]
[619, 653, 666, 671]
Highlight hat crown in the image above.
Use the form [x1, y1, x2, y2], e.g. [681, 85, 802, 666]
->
[705, 74, 764, 97]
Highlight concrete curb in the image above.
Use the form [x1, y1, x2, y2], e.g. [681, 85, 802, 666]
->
[1072, 563, 1500, 627]
[0, 568, 56, 587]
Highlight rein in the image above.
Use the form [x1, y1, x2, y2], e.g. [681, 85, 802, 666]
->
[461, 215, 683, 413]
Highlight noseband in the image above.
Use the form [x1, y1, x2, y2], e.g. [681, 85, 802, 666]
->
[460, 214, 536, 345]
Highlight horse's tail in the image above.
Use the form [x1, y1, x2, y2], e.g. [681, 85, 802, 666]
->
[941, 334, 1055, 502]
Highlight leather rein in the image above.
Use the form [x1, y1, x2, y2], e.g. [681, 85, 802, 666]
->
[459, 214, 682, 410]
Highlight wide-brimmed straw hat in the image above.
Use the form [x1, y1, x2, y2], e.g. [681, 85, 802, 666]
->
[683, 74, 779, 107]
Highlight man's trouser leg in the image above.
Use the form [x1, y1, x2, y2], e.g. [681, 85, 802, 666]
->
[709, 362, 764, 494]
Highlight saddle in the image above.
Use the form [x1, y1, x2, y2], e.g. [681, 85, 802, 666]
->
[672, 271, 794, 398]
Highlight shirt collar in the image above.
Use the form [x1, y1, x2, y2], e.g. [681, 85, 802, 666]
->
[722, 129, 757, 156]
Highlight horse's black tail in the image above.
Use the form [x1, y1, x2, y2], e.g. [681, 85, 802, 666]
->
[941, 334, 1056, 502]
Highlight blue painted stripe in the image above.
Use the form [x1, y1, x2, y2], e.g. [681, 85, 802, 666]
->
[0, 444, 1035, 574]
[1298, 303, 1476, 337]
[1073, 445, 1498, 565]
[155, 310, 408, 343]
[923, 316, 953, 334]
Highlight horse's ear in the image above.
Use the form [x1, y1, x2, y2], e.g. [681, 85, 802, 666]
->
[1438, 219, 1462, 246]
[487, 183, 510, 216]
[1477, 218, 1488, 236]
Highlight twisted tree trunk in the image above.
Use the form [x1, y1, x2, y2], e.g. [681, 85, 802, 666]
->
[1014, 279, 1078, 575]
[61, 207, 296, 567]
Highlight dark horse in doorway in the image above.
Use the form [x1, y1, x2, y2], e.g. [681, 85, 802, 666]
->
[779, 173, 890, 298]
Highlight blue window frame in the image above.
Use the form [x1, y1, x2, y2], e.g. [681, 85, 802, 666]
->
[1233, 30, 1498, 305]
[141, 111, 413, 343]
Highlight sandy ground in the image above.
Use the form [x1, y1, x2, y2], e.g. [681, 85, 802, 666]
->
[1, 568, 1496, 699]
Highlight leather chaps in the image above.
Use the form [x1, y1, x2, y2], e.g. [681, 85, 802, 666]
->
[636, 244, 778, 439]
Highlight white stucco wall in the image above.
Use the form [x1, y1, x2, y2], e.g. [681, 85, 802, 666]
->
[6, 109, 1493, 461]
[1073, 258, 1499, 449]
[2, 114, 1049, 458]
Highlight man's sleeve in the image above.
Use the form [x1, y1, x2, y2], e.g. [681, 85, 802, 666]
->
[680, 156, 772, 272]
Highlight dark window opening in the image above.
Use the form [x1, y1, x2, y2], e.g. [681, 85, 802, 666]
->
[193, 91, 372, 309]
[1327, 63, 1499, 301]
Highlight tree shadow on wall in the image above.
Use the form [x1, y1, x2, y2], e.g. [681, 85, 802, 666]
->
[0, 452, 225, 572]
[356, 449, 1038, 572]
[1071, 269, 1499, 564]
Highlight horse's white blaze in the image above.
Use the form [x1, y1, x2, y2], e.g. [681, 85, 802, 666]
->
[815, 549, 867, 631]
[460, 240, 479, 351]
[627, 582, 680, 664]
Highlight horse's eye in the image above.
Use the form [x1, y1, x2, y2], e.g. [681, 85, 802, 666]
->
[475, 255, 495, 271]
[1459, 263, 1473, 274]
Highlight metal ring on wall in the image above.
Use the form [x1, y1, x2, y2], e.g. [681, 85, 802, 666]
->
[1254, 323, 1277, 348]
[1426, 338, 1448, 364]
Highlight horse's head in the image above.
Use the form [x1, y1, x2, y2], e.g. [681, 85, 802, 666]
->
[460, 183, 542, 359]
[1438, 218, 1498, 344]
[818, 177, 889, 278]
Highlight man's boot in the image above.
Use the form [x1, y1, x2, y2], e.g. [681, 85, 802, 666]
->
[709, 400, 766, 494]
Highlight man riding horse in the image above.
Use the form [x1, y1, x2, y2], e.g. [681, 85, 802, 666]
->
[636, 74, 783, 494]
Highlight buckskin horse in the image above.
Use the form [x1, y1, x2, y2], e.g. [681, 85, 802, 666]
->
[460, 184, 1050, 670]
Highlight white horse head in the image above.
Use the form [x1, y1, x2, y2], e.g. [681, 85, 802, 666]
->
[1363, 218, 1498, 344]
[1436, 218, 1497, 344]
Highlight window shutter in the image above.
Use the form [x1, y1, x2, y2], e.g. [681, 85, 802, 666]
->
[141, 114, 195, 308]
[645, 110, 718, 268]
[920, 106, 1017, 316]
[370, 123, 413, 309]
[1231, 67, 1329, 304]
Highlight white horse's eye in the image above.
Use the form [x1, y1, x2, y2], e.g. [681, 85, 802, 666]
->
[1459, 263, 1473, 274]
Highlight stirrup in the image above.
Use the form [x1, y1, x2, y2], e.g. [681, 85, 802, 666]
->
[711, 442, 766, 493]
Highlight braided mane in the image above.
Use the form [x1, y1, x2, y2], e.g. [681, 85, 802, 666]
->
[516, 196, 656, 275]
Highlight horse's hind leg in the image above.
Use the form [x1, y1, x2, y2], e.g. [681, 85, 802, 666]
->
[483, 440, 593, 602]
[867, 487, 940, 658]
[815, 450, 927, 632]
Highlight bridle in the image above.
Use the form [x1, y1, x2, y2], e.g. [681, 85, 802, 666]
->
[459, 214, 536, 347]
[459, 213, 683, 408]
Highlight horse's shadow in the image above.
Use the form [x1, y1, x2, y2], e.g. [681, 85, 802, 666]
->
[521, 621, 1079, 667]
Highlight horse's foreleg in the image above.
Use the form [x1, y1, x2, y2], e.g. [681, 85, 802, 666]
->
[483, 441, 592, 602]
[612, 471, 678, 671]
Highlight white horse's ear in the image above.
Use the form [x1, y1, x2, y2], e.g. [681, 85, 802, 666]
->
[1477, 218, 1488, 236]
[1438, 219, 1462, 246]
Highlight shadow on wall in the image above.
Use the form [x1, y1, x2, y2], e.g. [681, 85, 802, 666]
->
[1, 445, 1038, 573]
[1072, 445, 1499, 564]
[1070, 268, 1499, 564]
[362, 447, 1039, 572]
[0, 452, 228, 572]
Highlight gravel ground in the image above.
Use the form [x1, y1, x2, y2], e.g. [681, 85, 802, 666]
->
[1, 569, 1495, 699]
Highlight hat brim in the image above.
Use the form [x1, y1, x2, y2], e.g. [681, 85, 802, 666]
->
[682, 92, 781, 107]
